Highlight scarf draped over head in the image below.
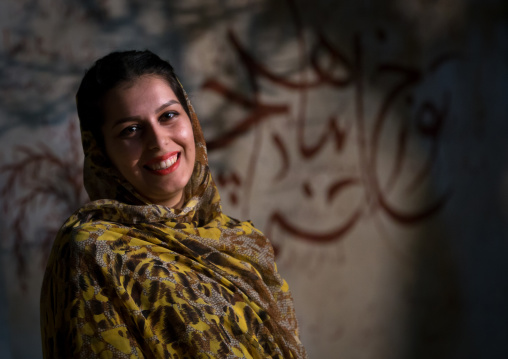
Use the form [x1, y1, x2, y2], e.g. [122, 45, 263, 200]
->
[40, 80, 307, 358]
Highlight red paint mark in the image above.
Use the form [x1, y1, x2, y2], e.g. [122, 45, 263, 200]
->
[310, 32, 354, 87]
[272, 134, 290, 181]
[200, 2, 458, 250]
[228, 29, 322, 90]
[377, 189, 451, 224]
[369, 64, 421, 195]
[202, 79, 289, 151]
[406, 93, 451, 192]
[298, 114, 347, 158]
[302, 182, 313, 198]
[217, 172, 242, 207]
[217, 172, 242, 187]
[229, 192, 238, 206]
[266, 210, 362, 244]
[0, 121, 87, 286]
[384, 119, 410, 193]
[272, 243, 280, 257]
[327, 178, 361, 203]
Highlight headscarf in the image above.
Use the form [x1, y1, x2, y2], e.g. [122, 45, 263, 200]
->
[40, 78, 307, 358]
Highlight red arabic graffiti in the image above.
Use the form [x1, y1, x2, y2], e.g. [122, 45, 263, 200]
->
[0, 121, 88, 283]
[0, 1, 458, 286]
[203, 1, 456, 244]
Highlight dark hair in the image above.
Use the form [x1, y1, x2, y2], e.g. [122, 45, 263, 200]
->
[76, 50, 191, 143]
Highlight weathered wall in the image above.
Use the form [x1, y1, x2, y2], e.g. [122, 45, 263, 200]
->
[1, 0, 507, 358]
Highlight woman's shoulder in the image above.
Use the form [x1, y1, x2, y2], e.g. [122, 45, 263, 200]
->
[215, 213, 275, 255]
[56, 198, 151, 235]
[50, 201, 131, 256]
[218, 212, 252, 228]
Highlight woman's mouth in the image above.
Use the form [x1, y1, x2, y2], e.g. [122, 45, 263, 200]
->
[144, 152, 180, 175]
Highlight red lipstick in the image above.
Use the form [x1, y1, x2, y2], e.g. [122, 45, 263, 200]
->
[144, 151, 180, 176]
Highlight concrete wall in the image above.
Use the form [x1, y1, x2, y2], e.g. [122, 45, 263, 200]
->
[1, 0, 507, 358]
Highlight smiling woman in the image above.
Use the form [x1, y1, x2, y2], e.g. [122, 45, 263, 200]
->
[39, 50, 307, 358]
[102, 76, 196, 209]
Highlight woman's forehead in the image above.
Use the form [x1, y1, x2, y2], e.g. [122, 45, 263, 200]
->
[102, 76, 180, 119]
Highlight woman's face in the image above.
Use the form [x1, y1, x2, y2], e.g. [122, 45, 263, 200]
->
[101, 75, 195, 208]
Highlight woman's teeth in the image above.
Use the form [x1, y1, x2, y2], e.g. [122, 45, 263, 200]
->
[148, 155, 177, 170]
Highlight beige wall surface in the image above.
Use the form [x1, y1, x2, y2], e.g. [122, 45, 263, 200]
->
[1, 0, 507, 358]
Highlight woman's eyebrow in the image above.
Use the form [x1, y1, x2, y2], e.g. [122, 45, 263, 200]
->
[111, 116, 140, 128]
[155, 99, 179, 113]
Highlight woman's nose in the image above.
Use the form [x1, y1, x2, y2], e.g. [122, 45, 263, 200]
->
[145, 122, 167, 150]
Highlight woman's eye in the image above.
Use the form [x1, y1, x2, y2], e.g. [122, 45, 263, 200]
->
[119, 125, 139, 138]
[161, 111, 177, 122]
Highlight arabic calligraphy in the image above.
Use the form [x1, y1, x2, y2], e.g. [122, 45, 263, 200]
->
[203, 3, 456, 245]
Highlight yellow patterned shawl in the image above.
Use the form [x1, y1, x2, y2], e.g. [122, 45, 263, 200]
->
[40, 83, 306, 358]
